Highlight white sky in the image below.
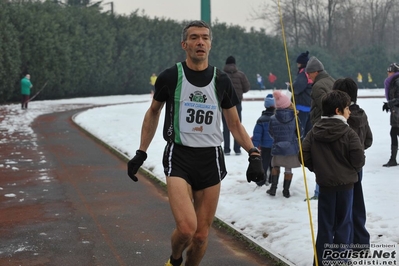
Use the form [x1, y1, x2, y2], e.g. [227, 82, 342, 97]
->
[107, 0, 270, 31]
[1, 89, 398, 265]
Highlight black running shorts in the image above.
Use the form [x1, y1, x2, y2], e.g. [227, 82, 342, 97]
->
[163, 142, 227, 190]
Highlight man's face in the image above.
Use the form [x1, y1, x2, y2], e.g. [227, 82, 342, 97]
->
[181, 26, 212, 63]
[307, 71, 318, 82]
[26, 74, 30, 80]
[387, 71, 395, 77]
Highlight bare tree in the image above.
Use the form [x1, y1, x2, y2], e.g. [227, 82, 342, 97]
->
[365, 0, 394, 45]
[253, 0, 397, 56]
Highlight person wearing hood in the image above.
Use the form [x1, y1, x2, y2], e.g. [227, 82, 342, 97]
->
[222, 56, 250, 155]
[267, 90, 301, 198]
[382, 63, 399, 167]
[252, 94, 275, 187]
[332, 77, 373, 252]
[301, 90, 365, 265]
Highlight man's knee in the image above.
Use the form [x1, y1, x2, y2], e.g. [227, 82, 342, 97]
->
[192, 234, 208, 247]
[176, 223, 196, 241]
[192, 229, 210, 247]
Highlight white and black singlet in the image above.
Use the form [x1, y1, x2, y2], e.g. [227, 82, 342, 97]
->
[154, 61, 239, 148]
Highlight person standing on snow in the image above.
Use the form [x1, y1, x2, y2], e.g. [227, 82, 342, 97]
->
[368, 73, 373, 87]
[382, 63, 399, 167]
[305, 56, 335, 200]
[267, 90, 301, 198]
[222, 55, 250, 155]
[332, 78, 373, 251]
[256, 73, 265, 90]
[21, 73, 33, 110]
[301, 90, 365, 266]
[252, 94, 275, 188]
[149, 73, 157, 97]
[291, 51, 313, 137]
[357, 72, 363, 88]
[268, 72, 277, 89]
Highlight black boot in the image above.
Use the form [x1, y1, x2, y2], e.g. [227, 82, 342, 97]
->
[282, 173, 293, 198]
[266, 168, 280, 196]
[383, 146, 398, 167]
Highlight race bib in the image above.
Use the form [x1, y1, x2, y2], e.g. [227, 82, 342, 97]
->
[179, 101, 218, 134]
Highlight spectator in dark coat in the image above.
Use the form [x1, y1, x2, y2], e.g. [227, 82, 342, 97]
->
[222, 56, 251, 155]
[291, 51, 312, 137]
[382, 63, 399, 167]
[301, 90, 365, 266]
[305, 56, 335, 200]
[252, 94, 275, 187]
[333, 77, 373, 252]
[306, 56, 335, 126]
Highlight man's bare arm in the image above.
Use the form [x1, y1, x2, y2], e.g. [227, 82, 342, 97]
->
[139, 99, 165, 152]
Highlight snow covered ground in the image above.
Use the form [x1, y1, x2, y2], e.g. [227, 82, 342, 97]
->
[1, 89, 398, 265]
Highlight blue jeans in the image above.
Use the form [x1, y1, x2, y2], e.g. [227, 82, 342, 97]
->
[314, 188, 353, 265]
[351, 169, 370, 250]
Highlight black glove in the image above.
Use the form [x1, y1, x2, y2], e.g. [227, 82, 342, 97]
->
[246, 155, 265, 183]
[383, 102, 390, 113]
[127, 150, 147, 182]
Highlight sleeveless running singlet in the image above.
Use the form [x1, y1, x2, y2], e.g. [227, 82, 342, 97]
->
[173, 62, 223, 147]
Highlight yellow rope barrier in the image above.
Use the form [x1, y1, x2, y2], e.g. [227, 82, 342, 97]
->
[276, 0, 318, 265]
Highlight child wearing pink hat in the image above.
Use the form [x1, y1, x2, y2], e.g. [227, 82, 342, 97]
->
[267, 90, 301, 197]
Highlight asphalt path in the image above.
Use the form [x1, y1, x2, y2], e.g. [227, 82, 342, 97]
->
[0, 109, 277, 266]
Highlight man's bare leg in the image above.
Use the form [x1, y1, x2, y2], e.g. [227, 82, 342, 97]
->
[185, 183, 221, 266]
[167, 177, 197, 263]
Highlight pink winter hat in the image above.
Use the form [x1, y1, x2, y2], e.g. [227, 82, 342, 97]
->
[273, 90, 291, 109]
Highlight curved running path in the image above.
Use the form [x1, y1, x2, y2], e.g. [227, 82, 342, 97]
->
[0, 109, 276, 266]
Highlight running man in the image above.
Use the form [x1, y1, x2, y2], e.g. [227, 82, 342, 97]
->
[127, 20, 264, 266]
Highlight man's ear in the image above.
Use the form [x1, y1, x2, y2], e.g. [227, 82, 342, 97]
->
[335, 107, 342, 115]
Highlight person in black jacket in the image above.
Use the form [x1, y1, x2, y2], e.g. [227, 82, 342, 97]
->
[291, 51, 312, 137]
[382, 63, 399, 167]
[302, 90, 365, 265]
[222, 55, 251, 155]
[333, 77, 373, 251]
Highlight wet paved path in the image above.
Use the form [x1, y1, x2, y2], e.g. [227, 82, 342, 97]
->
[0, 109, 276, 266]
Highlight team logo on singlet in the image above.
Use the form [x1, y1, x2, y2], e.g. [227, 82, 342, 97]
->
[189, 91, 207, 103]
[180, 90, 217, 135]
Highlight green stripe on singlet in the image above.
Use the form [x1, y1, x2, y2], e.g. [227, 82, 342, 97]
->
[212, 67, 221, 109]
[174, 63, 183, 145]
